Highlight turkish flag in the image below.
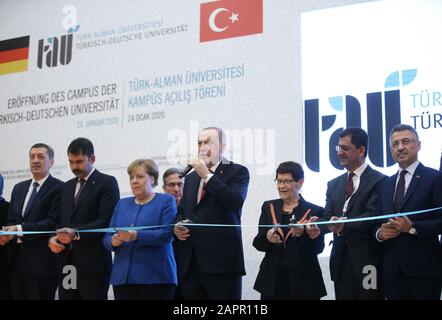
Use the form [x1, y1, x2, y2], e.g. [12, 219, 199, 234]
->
[200, 0, 263, 42]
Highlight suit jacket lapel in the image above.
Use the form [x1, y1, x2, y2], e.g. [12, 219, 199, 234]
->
[17, 180, 31, 219]
[346, 166, 371, 213]
[66, 179, 76, 217]
[385, 174, 397, 213]
[188, 172, 200, 212]
[213, 160, 231, 178]
[273, 199, 284, 224]
[335, 174, 347, 216]
[72, 170, 98, 214]
[34, 175, 52, 199]
[196, 160, 230, 206]
[294, 197, 310, 221]
[23, 176, 53, 219]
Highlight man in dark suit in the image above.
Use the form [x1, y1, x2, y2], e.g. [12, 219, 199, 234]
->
[162, 167, 185, 300]
[173, 127, 249, 300]
[0, 143, 63, 299]
[376, 124, 442, 300]
[48, 137, 119, 300]
[0, 174, 11, 299]
[317, 128, 386, 300]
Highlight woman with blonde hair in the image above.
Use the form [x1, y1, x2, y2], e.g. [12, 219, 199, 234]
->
[104, 159, 177, 300]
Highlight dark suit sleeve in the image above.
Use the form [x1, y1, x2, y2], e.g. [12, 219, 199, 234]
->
[5, 185, 18, 226]
[176, 193, 186, 222]
[253, 202, 273, 252]
[76, 176, 119, 238]
[205, 165, 250, 211]
[0, 201, 9, 227]
[373, 183, 387, 239]
[412, 175, 442, 238]
[319, 181, 333, 234]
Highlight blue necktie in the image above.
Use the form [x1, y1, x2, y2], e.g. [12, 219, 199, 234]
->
[23, 181, 39, 217]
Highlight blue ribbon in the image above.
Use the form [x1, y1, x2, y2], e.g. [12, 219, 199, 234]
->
[0, 206, 441, 236]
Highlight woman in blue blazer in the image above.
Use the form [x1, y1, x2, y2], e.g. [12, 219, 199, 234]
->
[104, 159, 177, 300]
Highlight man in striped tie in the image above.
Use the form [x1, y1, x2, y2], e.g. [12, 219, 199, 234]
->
[317, 128, 386, 300]
[48, 137, 119, 300]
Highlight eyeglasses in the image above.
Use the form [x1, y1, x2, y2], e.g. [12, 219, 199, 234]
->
[165, 182, 183, 188]
[335, 145, 352, 152]
[274, 179, 295, 186]
[390, 138, 415, 149]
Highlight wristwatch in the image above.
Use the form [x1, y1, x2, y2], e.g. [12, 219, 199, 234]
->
[408, 225, 417, 235]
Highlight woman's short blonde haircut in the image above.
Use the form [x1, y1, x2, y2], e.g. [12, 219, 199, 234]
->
[127, 159, 159, 187]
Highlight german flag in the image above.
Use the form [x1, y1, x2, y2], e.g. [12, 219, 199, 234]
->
[0, 36, 30, 75]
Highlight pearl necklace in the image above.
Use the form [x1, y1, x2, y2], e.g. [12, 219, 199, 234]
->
[135, 193, 156, 205]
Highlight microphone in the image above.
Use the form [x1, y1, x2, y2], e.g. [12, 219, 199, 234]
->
[179, 165, 193, 178]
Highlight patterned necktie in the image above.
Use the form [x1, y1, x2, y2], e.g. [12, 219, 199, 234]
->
[198, 169, 214, 203]
[346, 172, 355, 199]
[199, 181, 207, 203]
[23, 181, 39, 217]
[394, 170, 407, 212]
[74, 179, 86, 205]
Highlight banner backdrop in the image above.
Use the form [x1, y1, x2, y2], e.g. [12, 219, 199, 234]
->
[302, 0, 442, 257]
[1, 0, 441, 299]
[1, 0, 302, 299]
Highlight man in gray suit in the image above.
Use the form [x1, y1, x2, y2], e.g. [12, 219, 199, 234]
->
[312, 128, 386, 299]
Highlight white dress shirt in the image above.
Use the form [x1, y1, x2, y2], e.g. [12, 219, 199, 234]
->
[74, 167, 95, 197]
[342, 161, 368, 214]
[16, 175, 50, 236]
[393, 160, 420, 201]
[375, 160, 420, 242]
[197, 162, 220, 203]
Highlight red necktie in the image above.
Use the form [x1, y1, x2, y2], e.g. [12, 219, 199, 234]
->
[346, 172, 355, 199]
[199, 181, 207, 203]
[199, 169, 214, 203]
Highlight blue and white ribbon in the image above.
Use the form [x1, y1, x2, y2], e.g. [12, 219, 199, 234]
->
[0, 206, 441, 235]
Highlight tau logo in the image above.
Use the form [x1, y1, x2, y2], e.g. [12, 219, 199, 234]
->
[37, 5, 79, 69]
[304, 69, 417, 172]
[37, 34, 74, 68]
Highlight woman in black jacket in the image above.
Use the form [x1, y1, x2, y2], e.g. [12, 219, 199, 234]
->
[253, 161, 326, 300]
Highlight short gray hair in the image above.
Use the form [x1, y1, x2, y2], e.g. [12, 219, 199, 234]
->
[163, 167, 181, 183]
[390, 124, 419, 141]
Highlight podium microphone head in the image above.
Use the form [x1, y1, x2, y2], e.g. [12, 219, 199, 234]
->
[179, 165, 193, 178]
